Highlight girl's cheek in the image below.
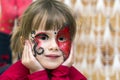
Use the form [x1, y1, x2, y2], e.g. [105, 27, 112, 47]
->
[58, 41, 71, 59]
[34, 38, 42, 48]
[33, 38, 45, 56]
[37, 41, 42, 48]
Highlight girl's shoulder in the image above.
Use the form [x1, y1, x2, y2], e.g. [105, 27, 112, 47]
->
[69, 66, 87, 80]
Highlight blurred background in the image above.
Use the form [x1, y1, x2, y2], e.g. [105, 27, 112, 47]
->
[59, 0, 120, 80]
[1, 0, 120, 80]
[0, 0, 32, 74]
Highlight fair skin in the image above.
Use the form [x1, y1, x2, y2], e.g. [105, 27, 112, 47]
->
[22, 29, 74, 74]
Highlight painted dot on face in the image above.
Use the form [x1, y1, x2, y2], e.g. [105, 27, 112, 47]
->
[54, 32, 57, 34]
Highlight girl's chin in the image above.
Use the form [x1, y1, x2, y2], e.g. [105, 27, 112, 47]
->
[42, 64, 61, 69]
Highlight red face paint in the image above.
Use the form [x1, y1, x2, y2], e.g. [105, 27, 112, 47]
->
[33, 32, 46, 56]
[34, 33, 42, 48]
[34, 32, 49, 47]
[56, 26, 71, 59]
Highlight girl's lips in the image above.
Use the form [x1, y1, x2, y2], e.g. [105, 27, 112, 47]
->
[45, 54, 61, 59]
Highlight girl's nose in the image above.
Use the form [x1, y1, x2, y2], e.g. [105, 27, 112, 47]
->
[48, 39, 59, 51]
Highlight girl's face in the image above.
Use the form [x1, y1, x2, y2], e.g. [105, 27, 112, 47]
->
[31, 26, 71, 69]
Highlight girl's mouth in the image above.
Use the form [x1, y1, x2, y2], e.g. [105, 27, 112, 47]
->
[45, 54, 60, 59]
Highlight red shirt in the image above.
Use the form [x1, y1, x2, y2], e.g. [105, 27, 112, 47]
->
[0, 60, 87, 80]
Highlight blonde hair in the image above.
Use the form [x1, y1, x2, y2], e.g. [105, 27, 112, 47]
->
[11, 0, 76, 57]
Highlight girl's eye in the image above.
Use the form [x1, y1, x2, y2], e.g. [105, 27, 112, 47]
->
[58, 36, 66, 42]
[40, 36, 48, 40]
[35, 34, 49, 40]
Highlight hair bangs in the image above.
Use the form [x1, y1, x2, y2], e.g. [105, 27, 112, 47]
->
[45, 9, 67, 31]
[32, 8, 67, 32]
[32, 10, 47, 31]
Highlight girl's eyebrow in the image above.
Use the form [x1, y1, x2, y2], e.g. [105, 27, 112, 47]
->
[35, 32, 47, 37]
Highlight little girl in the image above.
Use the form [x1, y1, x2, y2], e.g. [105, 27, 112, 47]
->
[0, 0, 87, 80]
